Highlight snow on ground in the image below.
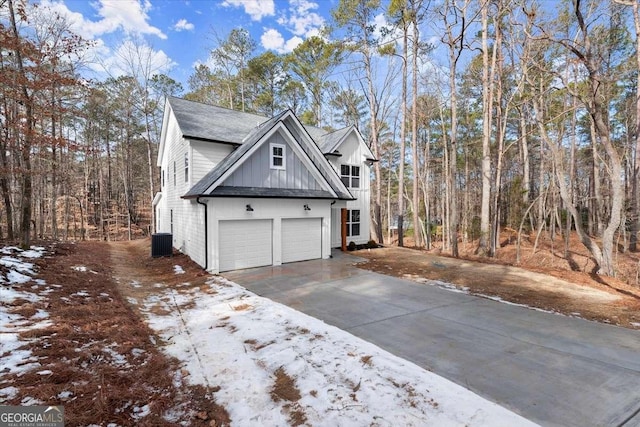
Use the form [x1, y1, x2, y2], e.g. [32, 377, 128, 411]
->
[0, 246, 51, 402]
[143, 275, 538, 426]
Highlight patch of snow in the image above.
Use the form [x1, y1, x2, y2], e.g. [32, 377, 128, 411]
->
[132, 404, 150, 420]
[57, 391, 73, 400]
[479, 294, 560, 315]
[143, 277, 538, 426]
[131, 348, 145, 357]
[415, 277, 471, 294]
[103, 345, 129, 367]
[21, 248, 44, 259]
[0, 256, 35, 275]
[21, 396, 42, 405]
[130, 280, 142, 288]
[36, 370, 52, 375]
[31, 310, 49, 320]
[631, 322, 640, 328]
[0, 285, 40, 304]
[0, 386, 19, 402]
[72, 266, 88, 272]
[173, 265, 185, 275]
[73, 291, 90, 297]
[127, 297, 138, 305]
[6, 270, 32, 284]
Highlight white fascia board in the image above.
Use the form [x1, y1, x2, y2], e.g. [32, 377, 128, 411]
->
[349, 126, 376, 160]
[281, 113, 353, 197]
[277, 124, 337, 196]
[157, 100, 172, 167]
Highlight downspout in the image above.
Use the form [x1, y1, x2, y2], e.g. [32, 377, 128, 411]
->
[196, 197, 208, 270]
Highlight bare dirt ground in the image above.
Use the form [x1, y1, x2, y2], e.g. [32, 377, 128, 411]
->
[356, 231, 640, 328]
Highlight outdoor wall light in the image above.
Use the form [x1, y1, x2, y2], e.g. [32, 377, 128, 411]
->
[246, 204, 254, 212]
[304, 204, 311, 211]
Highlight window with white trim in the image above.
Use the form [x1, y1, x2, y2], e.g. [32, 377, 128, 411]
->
[346, 209, 360, 237]
[270, 143, 286, 170]
[341, 165, 360, 188]
[184, 152, 189, 182]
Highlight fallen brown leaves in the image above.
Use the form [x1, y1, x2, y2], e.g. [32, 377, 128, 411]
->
[2, 241, 229, 426]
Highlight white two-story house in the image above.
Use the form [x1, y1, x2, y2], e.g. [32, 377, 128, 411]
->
[153, 97, 375, 273]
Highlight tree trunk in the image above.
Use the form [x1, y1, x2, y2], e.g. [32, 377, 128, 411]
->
[364, 53, 384, 244]
[9, 0, 34, 248]
[478, 2, 495, 256]
[397, 21, 408, 248]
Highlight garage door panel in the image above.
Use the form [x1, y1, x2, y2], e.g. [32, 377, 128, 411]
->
[219, 220, 272, 272]
[282, 218, 321, 263]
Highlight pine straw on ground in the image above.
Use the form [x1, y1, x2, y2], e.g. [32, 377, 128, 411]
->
[2, 241, 229, 426]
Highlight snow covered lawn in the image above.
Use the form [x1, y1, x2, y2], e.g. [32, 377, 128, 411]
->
[142, 275, 538, 426]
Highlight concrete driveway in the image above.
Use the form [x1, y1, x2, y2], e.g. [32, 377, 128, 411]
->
[224, 252, 640, 427]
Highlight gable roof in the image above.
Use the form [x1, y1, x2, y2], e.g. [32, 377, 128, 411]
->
[319, 125, 376, 161]
[184, 110, 354, 200]
[167, 96, 267, 145]
[319, 126, 354, 154]
[183, 111, 287, 197]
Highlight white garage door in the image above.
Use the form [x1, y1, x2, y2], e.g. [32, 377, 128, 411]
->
[219, 219, 272, 272]
[282, 218, 322, 263]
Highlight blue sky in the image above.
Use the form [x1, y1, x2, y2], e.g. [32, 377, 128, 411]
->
[36, 0, 342, 88]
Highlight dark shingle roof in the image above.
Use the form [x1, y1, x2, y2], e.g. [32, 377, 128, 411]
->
[318, 126, 353, 154]
[168, 97, 267, 144]
[168, 97, 356, 201]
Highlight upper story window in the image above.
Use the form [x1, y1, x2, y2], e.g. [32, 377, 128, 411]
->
[173, 161, 176, 186]
[270, 143, 286, 170]
[184, 152, 189, 182]
[341, 165, 360, 188]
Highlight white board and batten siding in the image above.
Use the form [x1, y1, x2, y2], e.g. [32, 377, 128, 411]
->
[222, 131, 322, 190]
[328, 131, 372, 247]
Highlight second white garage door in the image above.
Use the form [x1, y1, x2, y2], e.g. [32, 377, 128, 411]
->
[282, 218, 322, 263]
[219, 219, 272, 272]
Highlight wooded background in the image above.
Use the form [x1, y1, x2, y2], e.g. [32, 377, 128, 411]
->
[1, 0, 639, 278]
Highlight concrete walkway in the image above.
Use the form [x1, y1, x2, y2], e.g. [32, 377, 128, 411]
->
[224, 252, 640, 427]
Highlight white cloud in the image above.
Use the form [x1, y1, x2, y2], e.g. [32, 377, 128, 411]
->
[260, 28, 302, 54]
[285, 35, 304, 52]
[222, 0, 275, 21]
[31, 1, 174, 80]
[174, 18, 194, 32]
[277, 0, 325, 37]
[39, 0, 166, 40]
[261, 28, 285, 50]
